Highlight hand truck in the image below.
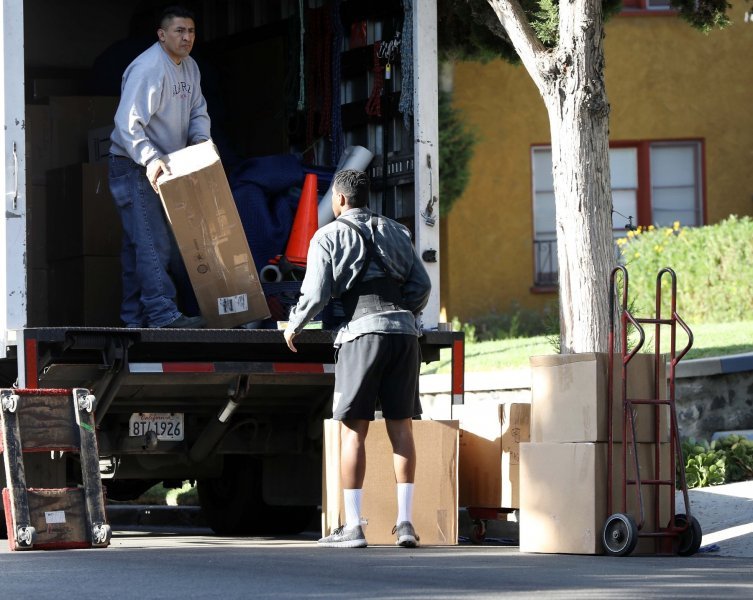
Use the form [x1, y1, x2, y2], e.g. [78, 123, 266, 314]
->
[0, 387, 111, 550]
[601, 266, 702, 556]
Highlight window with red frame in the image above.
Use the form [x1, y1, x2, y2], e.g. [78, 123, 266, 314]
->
[622, 0, 672, 10]
[531, 140, 703, 286]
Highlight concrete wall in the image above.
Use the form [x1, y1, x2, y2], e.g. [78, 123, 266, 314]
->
[443, 1, 753, 321]
[421, 353, 753, 441]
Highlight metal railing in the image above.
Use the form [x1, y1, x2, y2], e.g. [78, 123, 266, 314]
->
[534, 239, 558, 287]
[534, 238, 625, 287]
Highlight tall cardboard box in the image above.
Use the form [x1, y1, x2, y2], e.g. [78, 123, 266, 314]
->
[519, 441, 672, 555]
[46, 163, 122, 260]
[158, 141, 270, 328]
[530, 353, 668, 443]
[322, 419, 458, 545]
[453, 402, 530, 509]
[47, 256, 122, 326]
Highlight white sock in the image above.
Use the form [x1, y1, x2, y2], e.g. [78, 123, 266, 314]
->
[343, 488, 363, 529]
[396, 482, 414, 525]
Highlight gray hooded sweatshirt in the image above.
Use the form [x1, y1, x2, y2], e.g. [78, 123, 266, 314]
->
[110, 42, 211, 166]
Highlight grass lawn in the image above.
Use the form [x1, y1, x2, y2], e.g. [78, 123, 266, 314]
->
[421, 320, 753, 375]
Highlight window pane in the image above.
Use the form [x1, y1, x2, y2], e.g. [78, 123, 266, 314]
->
[534, 191, 556, 237]
[532, 148, 554, 192]
[653, 188, 698, 227]
[612, 189, 637, 231]
[610, 148, 638, 189]
[651, 145, 695, 186]
[650, 143, 700, 227]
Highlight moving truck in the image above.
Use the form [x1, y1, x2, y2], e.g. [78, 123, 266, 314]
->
[0, 0, 463, 535]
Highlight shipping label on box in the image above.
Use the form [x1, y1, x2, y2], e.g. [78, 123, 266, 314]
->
[530, 353, 668, 444]
[519, 441, 672, 555]
[159, 141, 270, 328]
[453, 402, 530, 509]
[322, 419, 459, 545]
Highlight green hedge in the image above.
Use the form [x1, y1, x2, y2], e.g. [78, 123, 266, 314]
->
[618, 216, 753, 323]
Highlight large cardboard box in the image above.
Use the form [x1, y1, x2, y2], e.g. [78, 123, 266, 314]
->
[47, 256, 121, 326]
[520, 442, 672, 555]
[530, 353, 668, 443]
[322, 419, 458, 545]
[158, 141, 270, 328]
[25, 97, 119, 185]
[46, 163, 122, 260]
[453, 402, 530, 509]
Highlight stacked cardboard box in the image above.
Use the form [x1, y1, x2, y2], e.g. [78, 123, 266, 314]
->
[322, 419, 459, 545]
[453, 401, 530, 510]
[25, 96, 121, 326]
[520, 352, 670, 554]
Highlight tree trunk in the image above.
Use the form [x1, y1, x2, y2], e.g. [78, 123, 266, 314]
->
[543, 0, 615, 353]
[486, 0, 616, 353]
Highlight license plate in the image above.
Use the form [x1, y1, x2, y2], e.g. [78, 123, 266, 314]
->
[129, 413, 184, 441]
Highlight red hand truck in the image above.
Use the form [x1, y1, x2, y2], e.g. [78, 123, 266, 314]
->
[601, 266, 702, 556]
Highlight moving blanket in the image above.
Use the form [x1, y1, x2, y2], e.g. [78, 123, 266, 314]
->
[229, 154, 304, 267]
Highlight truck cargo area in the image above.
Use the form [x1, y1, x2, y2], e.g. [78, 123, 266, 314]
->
[0, 0, 460, 536]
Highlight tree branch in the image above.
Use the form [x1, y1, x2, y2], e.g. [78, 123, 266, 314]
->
[486, 0, 553, 94]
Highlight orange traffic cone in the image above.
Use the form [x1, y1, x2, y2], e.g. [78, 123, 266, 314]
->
[283, 173, 319, 266]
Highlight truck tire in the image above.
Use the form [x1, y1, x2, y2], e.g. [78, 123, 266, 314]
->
[197, 455, 316, 536]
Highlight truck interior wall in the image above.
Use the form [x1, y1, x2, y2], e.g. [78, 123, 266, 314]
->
[23, 0, 417, 328]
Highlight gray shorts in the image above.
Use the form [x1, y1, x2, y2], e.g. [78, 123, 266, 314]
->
[332, 333, 422, 421]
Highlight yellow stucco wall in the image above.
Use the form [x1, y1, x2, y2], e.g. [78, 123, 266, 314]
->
[443, 3, 753, 322]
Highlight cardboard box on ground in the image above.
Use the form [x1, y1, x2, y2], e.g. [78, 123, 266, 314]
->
[520, 442, 673, 555]
[529, 352, 669, 443]
[452, 401, 530, 510]
[158, 141, 270, 328]
[322, 419, 459, 545]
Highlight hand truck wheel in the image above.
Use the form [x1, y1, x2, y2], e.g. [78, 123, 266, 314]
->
[602, 513, 639, 557]
[673, 513, 702, 556]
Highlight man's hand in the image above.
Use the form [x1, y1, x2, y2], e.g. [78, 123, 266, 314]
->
[284, 327, 298, 353]
[146, 158, 169, 193]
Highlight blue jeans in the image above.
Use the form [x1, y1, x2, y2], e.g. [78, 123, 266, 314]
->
[108, 155, 191, 327]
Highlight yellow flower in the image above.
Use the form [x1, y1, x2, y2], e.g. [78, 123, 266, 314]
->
[627, 230, 635, 239]
[654, 245, 663, 252]
[673, 221, 680, 231]
[665, 228, 673, 236]
[634, 252, 640, 258]
[648, 225, 655, 231]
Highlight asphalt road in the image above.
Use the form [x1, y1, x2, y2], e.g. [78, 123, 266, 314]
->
[0, 526, 751, 599]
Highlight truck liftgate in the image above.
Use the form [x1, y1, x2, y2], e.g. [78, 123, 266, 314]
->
[0, 327, 463, 536]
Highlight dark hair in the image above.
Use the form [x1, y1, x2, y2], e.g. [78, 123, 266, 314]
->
[333, 169, 370, 208]
[159, 5, 195, 29]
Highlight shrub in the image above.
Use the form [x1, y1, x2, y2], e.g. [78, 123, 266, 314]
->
[617, 216, 753, 323]
[681, 434, 753, 488]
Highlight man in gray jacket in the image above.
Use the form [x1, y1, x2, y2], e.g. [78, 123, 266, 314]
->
[108, 5, 211, 328]
[284, 169, 431, 548]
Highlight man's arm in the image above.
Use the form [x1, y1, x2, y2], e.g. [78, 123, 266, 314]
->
[284, 238, 333, 352]
[112, 62, 163, 167]
[187, 69, 211, 145]
[402, 247, 431, 316]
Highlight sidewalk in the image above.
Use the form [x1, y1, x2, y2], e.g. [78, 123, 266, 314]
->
[677, 480, 753, 558]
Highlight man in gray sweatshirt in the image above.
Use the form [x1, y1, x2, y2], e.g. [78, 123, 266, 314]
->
[108, 5, 211, 328]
